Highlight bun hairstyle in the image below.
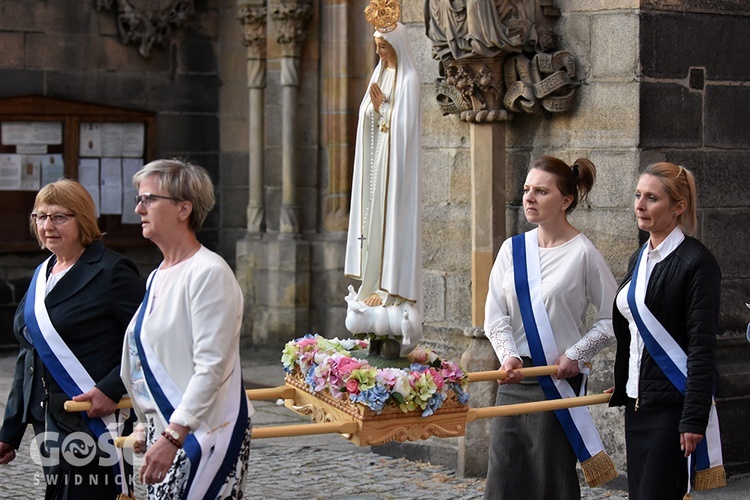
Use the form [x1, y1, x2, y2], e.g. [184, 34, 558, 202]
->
[531, 155, 596, 213]
[642, 162, 698, 235]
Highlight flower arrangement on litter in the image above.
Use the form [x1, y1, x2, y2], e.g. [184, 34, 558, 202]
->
[281, 334, 470, 417]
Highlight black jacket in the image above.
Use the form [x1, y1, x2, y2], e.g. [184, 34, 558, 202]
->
[0, 240, 144, 448]
[610, 236, 721, 435]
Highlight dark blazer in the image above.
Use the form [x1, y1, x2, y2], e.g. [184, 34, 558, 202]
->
[610, 236, 721, 435]
[0, 240, 144, 448]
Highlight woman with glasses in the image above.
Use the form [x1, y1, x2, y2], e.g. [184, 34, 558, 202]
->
[121, 159, 253, 499]
[0, 179, 144, 499]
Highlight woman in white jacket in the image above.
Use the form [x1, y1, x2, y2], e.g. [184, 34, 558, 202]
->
[121, 158, 253, 499]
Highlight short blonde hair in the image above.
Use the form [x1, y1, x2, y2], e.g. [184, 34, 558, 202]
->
[31, 179, 103, 248]
[133, 159, 215, 232]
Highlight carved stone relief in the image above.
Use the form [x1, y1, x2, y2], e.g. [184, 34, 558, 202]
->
[238, 0, 268, 60]
[424, 0, 578, 122]
[96, 0, 194, 58]
[270, 0, 313, 58]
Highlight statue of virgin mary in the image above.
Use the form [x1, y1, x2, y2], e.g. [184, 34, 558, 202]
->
[344, 2, 423, 357]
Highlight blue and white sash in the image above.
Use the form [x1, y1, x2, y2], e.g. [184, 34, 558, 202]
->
[133, 273, 249, 500]
[512, 231, 616, 487]
[24, 257, 130, 497]
[627, 244, 725, 491]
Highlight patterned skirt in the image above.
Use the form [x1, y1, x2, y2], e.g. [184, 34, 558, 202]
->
[145, 415, 253, 499]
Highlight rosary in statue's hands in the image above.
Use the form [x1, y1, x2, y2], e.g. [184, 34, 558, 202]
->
[370, 82, 385, 113]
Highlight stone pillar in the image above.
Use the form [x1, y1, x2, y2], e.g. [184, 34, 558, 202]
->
[470, 123, 506, 328]
[457, 121, 507, 478]
[271, 0, 312, 234]
[238, 0, 267, 234]
[321, 2, 353, 232]
[235, 0, 313, 348]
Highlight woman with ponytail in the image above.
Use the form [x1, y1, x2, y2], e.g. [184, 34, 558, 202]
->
[484, 155, 619, 499]
[609, 162, 725, 499]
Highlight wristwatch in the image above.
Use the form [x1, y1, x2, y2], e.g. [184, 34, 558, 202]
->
[163, 427, 181, 443]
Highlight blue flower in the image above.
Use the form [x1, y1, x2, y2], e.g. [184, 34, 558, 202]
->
[304, 364, 318, 389]
[409, 362, 428, 373]
[450, 383, 470, 404]
[421, 392, 447, 417]
[352, 384, 391, 412]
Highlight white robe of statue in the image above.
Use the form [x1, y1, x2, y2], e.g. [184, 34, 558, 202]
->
[344, 22, 423, 354]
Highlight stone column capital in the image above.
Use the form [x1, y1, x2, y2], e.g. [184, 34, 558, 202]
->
[270, 0, 312, 58]
[237, 0, 268, 59]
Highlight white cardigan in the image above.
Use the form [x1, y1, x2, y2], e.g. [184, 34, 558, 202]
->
[121, 246, 254, 433]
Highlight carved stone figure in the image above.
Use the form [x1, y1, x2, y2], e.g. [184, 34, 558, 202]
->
[96, 0, 194, 58]
[424, 0, 578, 122]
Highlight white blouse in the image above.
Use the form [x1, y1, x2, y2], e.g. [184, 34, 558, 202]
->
[485, 232, 617, 367]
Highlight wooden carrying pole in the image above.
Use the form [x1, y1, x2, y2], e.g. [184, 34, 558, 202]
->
[114, 420, 361, 447]
[466, 393, 612, 422]
[63, 386, 296, 412]
[467, 365, 559, 382]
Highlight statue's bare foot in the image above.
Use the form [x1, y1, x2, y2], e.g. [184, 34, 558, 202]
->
[363, 294, 383, 307]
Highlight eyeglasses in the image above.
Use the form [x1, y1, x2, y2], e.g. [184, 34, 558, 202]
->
[31, 213, 75, 225]
[134, 193, 182, 208]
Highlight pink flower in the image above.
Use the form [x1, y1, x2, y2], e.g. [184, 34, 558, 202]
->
[376, 368, 402, 387]
[440, 361, 465, 381]
[409, 348, 428, 364]
[345, 378, 360, 395]
[429, 368, 445, 390]
[329, 385, 346, 400]
[297, 337, 318, 349]
[335, 356, 363, 377]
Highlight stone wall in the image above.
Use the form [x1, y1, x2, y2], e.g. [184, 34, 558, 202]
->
[639, 0, 750, 331]
[638, 0, 750, 476]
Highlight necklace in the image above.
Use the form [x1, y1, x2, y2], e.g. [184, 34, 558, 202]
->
[163, 244, 200, 269]
[362, 66, 397, 237]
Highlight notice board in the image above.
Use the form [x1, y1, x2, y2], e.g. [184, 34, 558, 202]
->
[0, 96, 156, 252]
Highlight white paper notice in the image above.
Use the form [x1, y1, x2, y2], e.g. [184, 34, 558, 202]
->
[121, 123, 145, 157]
[79, 123, 102, 157]
[101, 123, 124, 157]
[34, 122, 63, 145]
[100, 158, 122, 215]
[41, 155, 65, 187]
[20, 156, 42, 191]
[121, 158, 142, 224]
[1, 122, 62, 145]
[0, 154, 22, 190]
[1, 123, 32, 146]
[78, 158, 100, 216]
[17, 144, 48, 155]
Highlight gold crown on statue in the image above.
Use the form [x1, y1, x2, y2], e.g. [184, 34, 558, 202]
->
[364, 0, 400, 33]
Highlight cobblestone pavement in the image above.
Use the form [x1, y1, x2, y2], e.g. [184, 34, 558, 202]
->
[1, 404, 627, 500]
[1, 349, 745, 499]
